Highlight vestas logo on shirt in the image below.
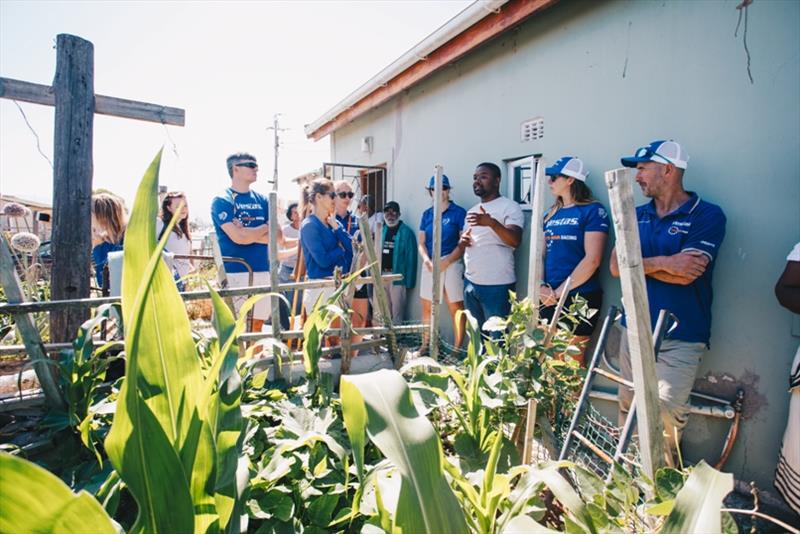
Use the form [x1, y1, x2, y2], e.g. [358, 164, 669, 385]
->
[546, 217, 579, 227]
[668, 221, 690, 235]
[218, 212, 228, 221]
[442, 218, 451, 226]
[597, 207, 608, 219]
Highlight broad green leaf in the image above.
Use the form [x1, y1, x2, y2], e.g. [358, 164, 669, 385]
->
[662, 460, 733, 534]
[0, 452, 116, 534]
[502, 514, 559, 534]
[340, 370, 468, 534]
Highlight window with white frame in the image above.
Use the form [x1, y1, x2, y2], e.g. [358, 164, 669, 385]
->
[506, 154, 542, 209]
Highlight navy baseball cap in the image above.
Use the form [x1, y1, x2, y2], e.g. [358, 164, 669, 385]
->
[383, 201, 400, 212]
[427, 174, 451, 189]
[545, 156, 589, 182]
[621, 140, 689, 169]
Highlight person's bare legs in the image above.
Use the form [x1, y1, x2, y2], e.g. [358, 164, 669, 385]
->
[444, 290, 466, 349]
[419, 298, 432, 355]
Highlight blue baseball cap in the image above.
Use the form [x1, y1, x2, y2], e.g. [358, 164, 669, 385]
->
[545, 156, 589, 182]
[621, 140, 689, 169]
[427, 174, 451, 189]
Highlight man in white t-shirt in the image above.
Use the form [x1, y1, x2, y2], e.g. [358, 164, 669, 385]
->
[457, 162, 524, 335]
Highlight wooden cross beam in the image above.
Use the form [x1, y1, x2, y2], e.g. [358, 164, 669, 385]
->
[0, 33, 185, 344]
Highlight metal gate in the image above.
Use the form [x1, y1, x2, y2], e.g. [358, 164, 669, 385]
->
[322, 162, 386, 215]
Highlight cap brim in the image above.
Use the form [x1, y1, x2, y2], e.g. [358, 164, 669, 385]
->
[620, 156, 646, 168]
[544, 166, 561, 176]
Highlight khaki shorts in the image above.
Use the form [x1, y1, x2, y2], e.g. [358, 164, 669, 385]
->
[303, 282, 336, 314]
[419, 260, 464, 303]
[227, 270, 271, 322]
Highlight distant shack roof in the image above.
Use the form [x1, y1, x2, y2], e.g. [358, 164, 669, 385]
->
[304, 0, 557, 141]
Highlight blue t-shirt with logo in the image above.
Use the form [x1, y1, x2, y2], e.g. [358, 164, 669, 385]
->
[336, 211, 358, 237]
[627, 193, 726, 345]
[210, 188, 269, 273]
[544, 202, 609, 294]
[420, 202, 467, 258]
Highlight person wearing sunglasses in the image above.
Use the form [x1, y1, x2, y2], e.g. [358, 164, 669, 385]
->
[541, 156, 609, 365]
[612, 139, 727, 466]
[418, 174, 468, 352]
[211, 152, 293, 332]
[300, 178, 354, 315]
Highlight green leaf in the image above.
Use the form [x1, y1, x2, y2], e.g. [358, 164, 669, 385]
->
[502, 514, 559, 534]
[340, 370, 468, 533]
[662, 460, 733, 534]
[0, 452, 116, 534]
[654, 467, 685, 501]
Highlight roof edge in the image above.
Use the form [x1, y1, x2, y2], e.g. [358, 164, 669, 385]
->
[305, 0, 558, 141]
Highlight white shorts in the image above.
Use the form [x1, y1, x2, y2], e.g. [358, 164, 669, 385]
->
[419, 260, 464, 303]
[227, 270, 271, 322]
[303, 281, 337, 314]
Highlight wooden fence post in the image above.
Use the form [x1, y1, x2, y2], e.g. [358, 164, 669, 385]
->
[357, 214, 399, 364]
[268, 192, 282, 376]
[0, 237, 65, 408]
[429, 165, 444, 360]
[50, 34, 94, 343]
[605, 167, 665, 479]
[526, 157, 546, 329]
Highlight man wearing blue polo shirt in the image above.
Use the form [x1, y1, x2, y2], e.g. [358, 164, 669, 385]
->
[611, 140, 726, 464]
[211, 152, 294, 332]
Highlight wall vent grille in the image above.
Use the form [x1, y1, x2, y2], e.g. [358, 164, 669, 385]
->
[521, 117, 544, 142]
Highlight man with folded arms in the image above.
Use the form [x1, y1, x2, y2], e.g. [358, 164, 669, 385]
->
[611, 140, 726, 464]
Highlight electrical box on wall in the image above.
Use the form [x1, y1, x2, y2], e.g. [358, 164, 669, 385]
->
[361, 136, 373, 154]
[521, 117, 544, 142]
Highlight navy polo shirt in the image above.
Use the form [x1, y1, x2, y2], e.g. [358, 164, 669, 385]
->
[420, 202, 467, 258]
[336, 211, 358, 237]
[544, 202, 609, 294]
[210, 188, 269, 273]
[631, 192, 726, 345]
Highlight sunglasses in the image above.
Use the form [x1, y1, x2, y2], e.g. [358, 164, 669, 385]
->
[547, 175, 563, 182]
[324, 191, 336, 199]
[634, 147, 675, 166]
[427, 187, 451, 194]
[337, 191, 355, 199]
[235, 161, 258, 169]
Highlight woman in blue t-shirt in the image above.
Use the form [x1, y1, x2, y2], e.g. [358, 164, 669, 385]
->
[541, 156, 609, 364]
[91, 193, 127, 291]
[299, 178, 354, 314]
[418, 174, 468, 351]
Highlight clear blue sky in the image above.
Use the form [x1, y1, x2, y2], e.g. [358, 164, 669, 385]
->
[0, 0, 472, 223]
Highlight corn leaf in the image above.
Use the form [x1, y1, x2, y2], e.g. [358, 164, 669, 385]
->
[340, 369, 468, 533]
[0, 452, 116, 534]
[662, 460, 733, 534]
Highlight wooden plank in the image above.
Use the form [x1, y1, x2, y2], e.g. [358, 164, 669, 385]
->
[605, 167, 665, 479]
[268, 192, 282, 373]
[0, 274, 403, 315]
[49, 34, 94, 344]
[357, 214, 399, 364]
[522, 399, 538, 464]
[526, 156, 546, 329]
[0, 237, 65, 409]
[308, 0, 559, 140]
[0, 77, 185, 126]
[429, 165, 444, 360]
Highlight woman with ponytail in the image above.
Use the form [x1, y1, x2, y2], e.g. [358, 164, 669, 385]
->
[541, 156, 609, 364]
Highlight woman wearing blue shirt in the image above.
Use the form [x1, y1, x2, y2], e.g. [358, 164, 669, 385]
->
[418, 174, 468, 351]
[541, 156, 609, 364]
[91, 193, 126, 290]
[300, 178, 354, 313]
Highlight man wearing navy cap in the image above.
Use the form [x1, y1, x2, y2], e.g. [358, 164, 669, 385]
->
[378, 200, 417, 322]
[611, 140, 727, 464]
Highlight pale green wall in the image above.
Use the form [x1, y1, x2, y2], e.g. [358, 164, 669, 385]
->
[329, 0, 800, 491]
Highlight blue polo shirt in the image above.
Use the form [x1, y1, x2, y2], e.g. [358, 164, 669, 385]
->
[420, 202, 467, 258]
[629, 192, 726, 345]
[210, 188, 269, 273]
[336, 211, 358, 237]
[544, 202, 609, 294]
[300, 215, 354, 279]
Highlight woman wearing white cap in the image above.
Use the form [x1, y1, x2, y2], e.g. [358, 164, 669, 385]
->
[541, 156, 609, 365]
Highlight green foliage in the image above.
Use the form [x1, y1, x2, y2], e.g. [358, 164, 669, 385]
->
[0, 452, 117, 533]
[662, 460, 733, 534]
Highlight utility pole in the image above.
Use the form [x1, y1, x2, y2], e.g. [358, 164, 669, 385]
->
[266, 113, 288, 191]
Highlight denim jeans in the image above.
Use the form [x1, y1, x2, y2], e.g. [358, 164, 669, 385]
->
[463, 279, 515, 338]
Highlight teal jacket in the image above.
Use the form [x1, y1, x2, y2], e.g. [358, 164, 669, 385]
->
[382, 221, 418, 288]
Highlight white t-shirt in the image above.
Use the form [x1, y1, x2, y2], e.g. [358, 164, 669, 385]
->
[788, 242, 800, 262]
[463, 196, 525, 285]
[156, 219, 193, 279]
[281, 223, 300, 268]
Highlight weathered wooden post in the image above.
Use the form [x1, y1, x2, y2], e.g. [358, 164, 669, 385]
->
[50, 34, 94, 343]
[357, 214, 399, 363]
[605, 167, 665, 479]
[0, 238, 65, 408]
[526, 157, 546, 329]
[429, 165, 444, 360]
[268, 191, 282, 376]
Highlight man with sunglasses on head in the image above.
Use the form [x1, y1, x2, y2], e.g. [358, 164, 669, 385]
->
[211, 152, 294, 332]
[611, 139, 726, 465]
